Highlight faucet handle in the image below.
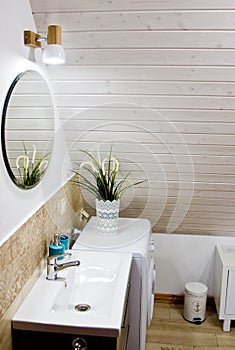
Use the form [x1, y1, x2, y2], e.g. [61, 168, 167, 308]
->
[47, 253, 80, 281]
[47, 252, 72, 264]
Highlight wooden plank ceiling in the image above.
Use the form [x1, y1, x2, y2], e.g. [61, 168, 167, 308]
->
[29, 0, 235, 235]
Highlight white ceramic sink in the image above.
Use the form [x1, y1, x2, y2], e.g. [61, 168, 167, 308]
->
[12, 250, 132, 337]
[52, 254, 128, 316]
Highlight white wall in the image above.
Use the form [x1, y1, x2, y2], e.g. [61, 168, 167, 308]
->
[29, 0, 235, 295]
[0, 0, 72, 246]
[31, 0, 235, 236]
[154, 233, 235, 296]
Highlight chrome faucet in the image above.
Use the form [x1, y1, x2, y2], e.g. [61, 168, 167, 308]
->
[47, 253, 80, 280]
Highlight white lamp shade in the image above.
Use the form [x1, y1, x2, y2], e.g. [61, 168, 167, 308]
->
[43, 44, 65, 64]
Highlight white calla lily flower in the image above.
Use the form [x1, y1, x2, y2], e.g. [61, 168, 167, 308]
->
[72, 146, 144, 201]
[80, 161, 97, 173]
[15, 143, 49, 188]
[39, 160, 48, 172]
[31, 144, 37, 165]
[101, 157, 119, 175]
[16, 155, 29, 170]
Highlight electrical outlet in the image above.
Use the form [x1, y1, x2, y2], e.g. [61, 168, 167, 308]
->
[60, 198, 67, 215]
[80, 208, 89, 220]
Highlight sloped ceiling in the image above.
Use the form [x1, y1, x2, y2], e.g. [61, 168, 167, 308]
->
[29, 0, 235, 235]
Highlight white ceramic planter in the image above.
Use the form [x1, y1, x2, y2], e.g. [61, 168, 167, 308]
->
[96, 199, 120, 235]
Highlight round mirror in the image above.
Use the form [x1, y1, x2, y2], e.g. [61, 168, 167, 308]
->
[1, 70, 54, 189]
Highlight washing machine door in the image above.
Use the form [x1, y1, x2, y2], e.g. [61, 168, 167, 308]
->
[147, 256, 156, 326]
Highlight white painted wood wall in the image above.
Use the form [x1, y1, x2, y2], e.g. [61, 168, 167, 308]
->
[5, 72, 54, 177]
[30, 0, 235, 235]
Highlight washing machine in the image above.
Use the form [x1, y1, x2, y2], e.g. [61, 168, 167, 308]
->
[72, 216, 155, 350]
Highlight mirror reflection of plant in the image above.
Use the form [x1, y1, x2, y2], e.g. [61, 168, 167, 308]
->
[16, 143, 49, 188]
[72, 147, 145, 201]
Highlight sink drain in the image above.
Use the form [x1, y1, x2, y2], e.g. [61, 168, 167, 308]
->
[75, 304, 91, 312]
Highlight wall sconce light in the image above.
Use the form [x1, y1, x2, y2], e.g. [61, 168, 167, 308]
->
[24, 25, 65, 65]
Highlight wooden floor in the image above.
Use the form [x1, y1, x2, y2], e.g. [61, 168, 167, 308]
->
[146, 302, 235, 350]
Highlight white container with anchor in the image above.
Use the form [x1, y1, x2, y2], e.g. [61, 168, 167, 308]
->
[183, 282, 208, 324]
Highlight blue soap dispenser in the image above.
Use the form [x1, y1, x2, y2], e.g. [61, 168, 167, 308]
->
[49, 233, 65, 257]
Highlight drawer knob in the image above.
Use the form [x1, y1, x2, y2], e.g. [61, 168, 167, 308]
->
[72, 337, 88, 350]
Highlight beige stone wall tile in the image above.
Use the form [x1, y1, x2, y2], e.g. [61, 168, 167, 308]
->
[0, 181, 84, 350]
[0, 240, 12, 270]
[0, 317, 12, 350]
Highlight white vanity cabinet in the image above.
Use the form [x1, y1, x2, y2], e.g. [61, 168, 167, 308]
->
[12, 250, 132, 350]
[214, 245, 235, 331]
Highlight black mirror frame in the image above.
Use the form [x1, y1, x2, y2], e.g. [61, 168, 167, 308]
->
[1, 70, 54, 190]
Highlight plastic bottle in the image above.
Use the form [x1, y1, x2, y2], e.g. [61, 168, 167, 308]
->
[49, 233, 65, 257]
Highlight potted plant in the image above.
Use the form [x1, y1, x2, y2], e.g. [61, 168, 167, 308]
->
[16, 143, 49, 189]
[72, 147, 144, 234]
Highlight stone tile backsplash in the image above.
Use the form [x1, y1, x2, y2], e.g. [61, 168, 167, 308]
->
[0, 180, 84, 350]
